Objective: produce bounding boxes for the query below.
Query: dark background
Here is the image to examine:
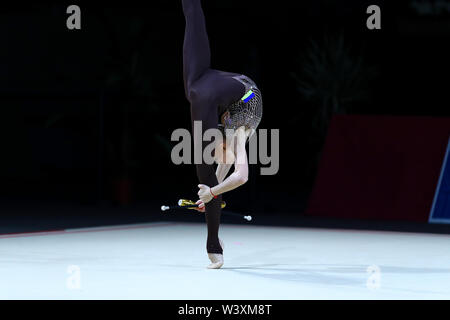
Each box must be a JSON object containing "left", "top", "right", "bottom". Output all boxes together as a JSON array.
[{"left": 0, "top": 0, "right": 449, "bottom": 232}]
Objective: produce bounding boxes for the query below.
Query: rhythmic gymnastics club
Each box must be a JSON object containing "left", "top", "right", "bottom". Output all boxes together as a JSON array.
[{"left": 161, "top": 199, "right": 252, "bottom": 222}]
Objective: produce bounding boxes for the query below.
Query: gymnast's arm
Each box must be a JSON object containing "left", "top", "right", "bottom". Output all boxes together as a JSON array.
[
  {"left": 210, "top": 127, "right": 248, "bottom": 195},
  {"left": 215, "top": 163, "right": 233, "bottom": 183},
  {"left": 193, "top": 155, "right": 232, "bottom": 211},
  {"left": 197, "top": 127, "right": 248, "bottom": 206}
]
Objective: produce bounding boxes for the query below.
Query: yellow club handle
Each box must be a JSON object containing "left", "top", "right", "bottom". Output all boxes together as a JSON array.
[{"left": 178, "top": 199, "right": 226, "bottom": 209}]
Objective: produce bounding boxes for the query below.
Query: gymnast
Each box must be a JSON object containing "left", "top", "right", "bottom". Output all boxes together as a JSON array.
[{"left": 182, "top": 0, "right": 263, "bottom": 269}]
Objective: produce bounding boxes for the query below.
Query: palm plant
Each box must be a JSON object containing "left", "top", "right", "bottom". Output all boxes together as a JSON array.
[
  {"left": 289, "top": 32, "right": 379, "bottom": 183},
  {"left": 290, "top": 33, "right": 379, "bottom": 136}
]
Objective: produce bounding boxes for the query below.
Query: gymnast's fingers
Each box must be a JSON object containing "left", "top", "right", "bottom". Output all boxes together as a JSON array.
[
  {"left": 193, "top": 200, "right": 205, "bottom": 212},
  {"left": 197, "top": 200, "right": 205, "bottom": 208}
]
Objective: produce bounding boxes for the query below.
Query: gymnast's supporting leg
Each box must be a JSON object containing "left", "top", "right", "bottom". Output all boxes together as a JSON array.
[
  {"left": 182, "top": 0, "right": 224, "bottom": 255},
  {"left": 193, "top": 105, "right": 224, "bottom": 255}
]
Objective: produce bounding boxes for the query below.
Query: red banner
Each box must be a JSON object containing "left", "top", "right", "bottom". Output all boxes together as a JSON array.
[{"left": 306, "top": 115, "right": 450, "bottom": 222}]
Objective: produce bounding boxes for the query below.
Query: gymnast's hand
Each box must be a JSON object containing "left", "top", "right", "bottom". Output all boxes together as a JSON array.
[
  {"left": 198, "top": 184, "right": 214, "bottom": 204},
  {"left": 194, "top": 199, "right": 205, "bottom": 213}
]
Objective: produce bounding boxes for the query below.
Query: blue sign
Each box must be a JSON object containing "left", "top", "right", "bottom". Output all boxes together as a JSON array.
[{"left": 429, "top": 137, "right": 450, "bottom": 224}]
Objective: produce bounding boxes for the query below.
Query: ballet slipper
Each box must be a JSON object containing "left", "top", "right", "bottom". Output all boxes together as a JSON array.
[{"left": 207, "top": 239, "right": 224, "bottom": 269}]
